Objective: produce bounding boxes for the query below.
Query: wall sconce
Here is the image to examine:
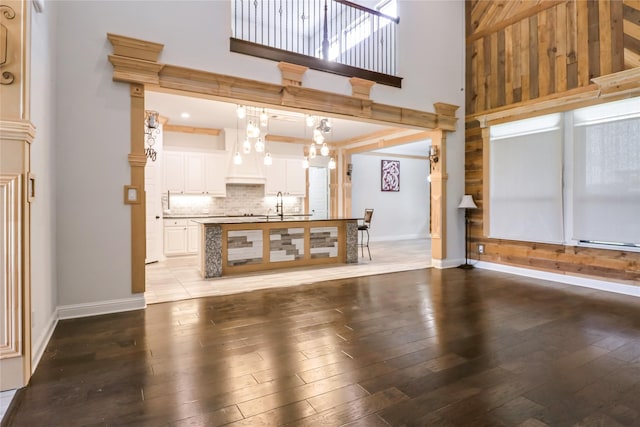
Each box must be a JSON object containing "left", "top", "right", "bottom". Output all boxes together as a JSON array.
[
  {"left": 429, "top": 145, "right": 439, "bottom": 170},
  {"left": 144, "top": 110, "right": 160, "bottom": 162}
]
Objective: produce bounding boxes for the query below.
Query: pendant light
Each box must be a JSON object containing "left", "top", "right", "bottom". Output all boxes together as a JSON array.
[
  {"left": 328, "top": 157, "right": 336, "bottom": 169},
  {"left": 309, "top": 144, "right": 317, "bottom": 159},
  {"left": 302, "top": 156, "right": 309, "bottom": 168},
  {"left": 254, "top": 137, "right": 265, "bottom": 153},
  {"left": 236, "top": 105, "right": 246, "bottom": 119},
  {"left": 263, "top": 152, "right": 273, "bottom": 166},
  {"left": 320, "top": 143, "right": 330, "bottom": 156},
  {"left": 233, "top": 151, "right": 242, "bottom": 165},
  {"left": 260, "top": 109, "right": 269, "bottom": 127},
  {"left": 242, "top": 138, "right": 251, "bottom": 154}
]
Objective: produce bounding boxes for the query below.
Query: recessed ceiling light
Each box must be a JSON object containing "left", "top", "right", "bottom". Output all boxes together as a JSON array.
[{"left": 181, "top": 112, "right": 190, "bottom": 118}]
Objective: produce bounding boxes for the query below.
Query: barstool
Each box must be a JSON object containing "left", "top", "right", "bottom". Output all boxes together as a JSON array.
[{"left": 358, "top": 209, "right": 374, "bottom": 260}]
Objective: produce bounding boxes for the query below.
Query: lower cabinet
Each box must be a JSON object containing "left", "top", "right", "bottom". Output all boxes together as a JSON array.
[{"left": 164, "top": 219, "right": 200, "bottom": 256}]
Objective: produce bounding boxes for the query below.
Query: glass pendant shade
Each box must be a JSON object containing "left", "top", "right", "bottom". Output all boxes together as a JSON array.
[
  {"left": 233, "top": 151, "right": 242, "bottom": 165},
  {"left": 320, "top": 143, "right": 329, "bottom": 156},
  {"left": 260, "top": 110, "right": 268, "bottom": 127},
  {"left": 236, "top": 105, "right": 246, "bottom": 119},
  {"left": 313, "top": 129, "right": 324, "bottom": 144},
  {"left": 242, "top": 138, "right": 251, "bottom": 154},
  {"left": 254, "top": 138, "right": 265, "bottom": 153},
  {"left": 264, "top": 152, "right": 273, "bottom": 165},
  {"left": 309, "top": 144, "right": 317, "bottom": 159},
  {"left": 306, "top": 115, "right": 315, "bottom": 127},
  {"left": 328, "top": 157, "right": 336, "bottom": 169},
  {"left": 302, "top": 157, "right": 309, "bottom": 169},
  {"left": 246, "top": 121, "right": 260, "bottom": 139}
]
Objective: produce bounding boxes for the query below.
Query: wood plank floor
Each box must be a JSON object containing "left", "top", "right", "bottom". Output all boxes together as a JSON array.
[{"left": 6, "top": 268, "right": 640, "bottom": 426}]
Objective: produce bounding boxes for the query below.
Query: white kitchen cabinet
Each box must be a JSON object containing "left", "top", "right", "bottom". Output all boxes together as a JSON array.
[
  {"left": 163, "top": 152, "right": 185, "bottom": 193},
  {"left": 187, "top": 223, "right": 200, "bottom": 254},
  {"left": 265, "top": 157, "right": 306, "bottom": 196},
  {"left": 163, "top": 150, "right": 227, "bottom": 196},
  {"left": 265, "top": 157, "right": 287, "bottom": 195},
  {"left": 164, "top": 219, "right": 188, "bottom": 256},
  {"left": 164, "top": 218, "right": 200, "bottom": 256},
  {"left": 204, "top": 152, "right": 227, "bottom": 196},
  {"left": 285, "top": 159, "right": 306, "bottom": 195},
  {"left": 184, "top": 153, "right": 206, "bottom": 193}
]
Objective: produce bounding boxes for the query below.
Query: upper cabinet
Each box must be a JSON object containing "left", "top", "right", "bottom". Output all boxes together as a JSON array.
[
  {"left": 204, "top": 152, "right": 227, "bottom": 196},
  {"left": 265, "top": 157, "right": 306, "bottom": 196},
  {"left": 163, "top": 151, "right": 185, "bottom": 193},
  {"left": 163, "top": 150, "right": 227, "bottom": 196}
]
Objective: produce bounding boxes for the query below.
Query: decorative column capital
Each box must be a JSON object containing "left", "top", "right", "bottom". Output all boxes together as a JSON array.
[{"left": 278, "top": 62, "right": 308, "bottom": 87}]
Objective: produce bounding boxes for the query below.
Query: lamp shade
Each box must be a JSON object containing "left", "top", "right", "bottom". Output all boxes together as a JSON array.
[{"left": 458, "top": 194, "right": 477, "bottom": 209}]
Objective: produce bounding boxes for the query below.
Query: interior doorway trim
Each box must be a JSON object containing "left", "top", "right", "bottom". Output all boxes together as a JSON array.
[{"left": 106, "top": 33, "right": 459, "bottom": 294}]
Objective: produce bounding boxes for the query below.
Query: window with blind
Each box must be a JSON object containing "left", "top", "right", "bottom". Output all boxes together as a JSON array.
[
  {"left": 488, "top": 97, "right": 640, "bottom": 250},
  {"left": 572, "top": 98, "right": 640, "bottom": 248},
  {"left": 489, "top": 114, "right": 564, "bottom": 244}
]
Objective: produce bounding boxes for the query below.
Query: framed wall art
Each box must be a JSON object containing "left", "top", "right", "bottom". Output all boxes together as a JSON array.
[{"left": 381, "top": 159, "right": 400, "bottom": 192}]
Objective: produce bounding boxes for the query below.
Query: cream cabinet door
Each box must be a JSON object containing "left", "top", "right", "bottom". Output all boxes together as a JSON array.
[
  {"left": 163, "top": 151, "right": 185, "bottom": 193},
  {"left": 285, "top": 159, "right": 306, "bottom": 196},
  {"left": 264, "top": 157, "right": 287, "bottom": 195},
  {"left": 187, "top": 224, "right": 200, "bottom": 254},
  {"left": 184, "top": 153, "right": 206, "bottom": 194},
  {"left": 204, "top": 152, "right": 227, "bottom": 196},
  {"left": 164, "top": 220, "right": 188, "bottom": 256}
]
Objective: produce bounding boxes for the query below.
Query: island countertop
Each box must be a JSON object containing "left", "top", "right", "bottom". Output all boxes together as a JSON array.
[{"left": 191, "top": 216, "right": 359, "bottom": 225}]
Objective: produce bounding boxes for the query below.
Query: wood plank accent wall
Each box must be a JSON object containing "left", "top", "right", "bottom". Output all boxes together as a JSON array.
[
  {"left": 465, "top": 1, "right": 640, "bottom": 284},
  {"left": 466, "top": 0, "right": 630, "bottom": 115},
  {"left": 464, "top": 121, "right": 640, "bottom": 283},
  {"left": 624, "top": 0, "right": 640, "bottom": 68}
]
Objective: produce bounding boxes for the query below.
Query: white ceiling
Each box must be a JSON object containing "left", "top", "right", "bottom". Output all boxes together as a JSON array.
[{"left": 145, "top": 90, "right": 431, "bottom": 156}]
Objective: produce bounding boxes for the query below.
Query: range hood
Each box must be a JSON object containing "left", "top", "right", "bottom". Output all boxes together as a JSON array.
[{"left": 224, "top": 128, "right": 266, "bottom": 185}]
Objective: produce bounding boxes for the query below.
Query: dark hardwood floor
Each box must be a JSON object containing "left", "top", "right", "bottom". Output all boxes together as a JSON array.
[{"left": 5, "top": 268, "right": 640, "bottom": 426}]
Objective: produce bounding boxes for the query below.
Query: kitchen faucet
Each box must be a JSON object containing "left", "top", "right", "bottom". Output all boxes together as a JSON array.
[{"left": 275, "top": 191, "right": 284, "bottom": 220}]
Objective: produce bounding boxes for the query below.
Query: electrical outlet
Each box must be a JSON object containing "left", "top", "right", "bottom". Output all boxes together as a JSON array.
[{"left": 477, "top": 244, "right": 485, "bottom": 254}]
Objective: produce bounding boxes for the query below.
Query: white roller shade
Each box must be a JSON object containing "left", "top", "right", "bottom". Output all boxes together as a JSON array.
[
  {"left": 572, "top": 110, "right": 640, "bottom": 245},
  {"left": 489, "top": 114, "right": 564, "bottom": 243}
]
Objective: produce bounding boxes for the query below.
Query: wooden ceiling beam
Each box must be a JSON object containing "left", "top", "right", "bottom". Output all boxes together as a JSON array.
[{"left": 163, "top": 124, "right": 221, "bottom": 136}]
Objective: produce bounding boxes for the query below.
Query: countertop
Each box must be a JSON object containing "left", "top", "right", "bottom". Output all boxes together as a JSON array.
[{"left": 191, "top": 216, "right": 359, "bottom": 224}]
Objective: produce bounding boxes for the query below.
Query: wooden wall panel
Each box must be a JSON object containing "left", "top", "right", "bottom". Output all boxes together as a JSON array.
[
  {"left": 464, "top": 120, "right": 640, "bottom": 283},
  {"left": 624, "top": 0, "right": 640, "bottom": 68},
  {"left": 465, "top": 1, "right": 640, "bottom": 284},
  {"left": 466, "top": 0, "right": 628, "bottom": 115}
]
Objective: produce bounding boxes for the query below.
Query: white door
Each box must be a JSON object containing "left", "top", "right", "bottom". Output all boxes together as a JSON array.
[
  {"left": 308, "top": 167, "right": 328, "bottom": 219},
  {"left": 145, "top": 124, "right": 163, "bottom": 263}
]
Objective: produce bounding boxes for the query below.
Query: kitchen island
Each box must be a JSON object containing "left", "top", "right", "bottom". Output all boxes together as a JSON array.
[{"left": 193, "top": 217, "right": 360, "bottom": 278}]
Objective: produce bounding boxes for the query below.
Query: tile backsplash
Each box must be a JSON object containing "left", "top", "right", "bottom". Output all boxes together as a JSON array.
[{"left": 163, "top": 184, "right": 303, "bottom": 216}]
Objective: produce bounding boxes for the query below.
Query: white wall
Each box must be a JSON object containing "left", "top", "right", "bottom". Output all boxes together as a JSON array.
[
  {"left": 351, "top": 154, "right": 429, "bottom": 241},
  {"left": 30, "top": 1, "right": 58, "bottom": 365},
  {"left": 51, "top": 0, "right": 465, "bottom": 308}
]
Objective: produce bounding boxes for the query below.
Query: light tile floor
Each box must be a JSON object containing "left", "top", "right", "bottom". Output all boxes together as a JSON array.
[
  {"left": 0, "top": 389, "right": 16, "bottom": 423},
  {"left": 145, "top": 238, "right": 432, "bottom": 304}
]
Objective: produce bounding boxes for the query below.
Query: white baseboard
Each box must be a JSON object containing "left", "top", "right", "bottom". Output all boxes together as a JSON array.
[
  {"left": 57, "top": 295, "right": 146, "bottom": 320},
  {"left": 32, "top": 310, "right": 59, "bottom": 373},
  {"left": 432, "top": 258, "right": 466, "bottom": 269},
  {"left": 475, "top": 261, "right": 640, "bottom": 297}
]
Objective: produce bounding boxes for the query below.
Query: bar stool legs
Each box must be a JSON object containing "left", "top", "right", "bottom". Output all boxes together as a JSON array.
[
  {"left": 358, "top": 208, "right": 374, "bottom": 261},
  {"left": 359, "top": 228, "right": 371, "bottom": 260}
]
